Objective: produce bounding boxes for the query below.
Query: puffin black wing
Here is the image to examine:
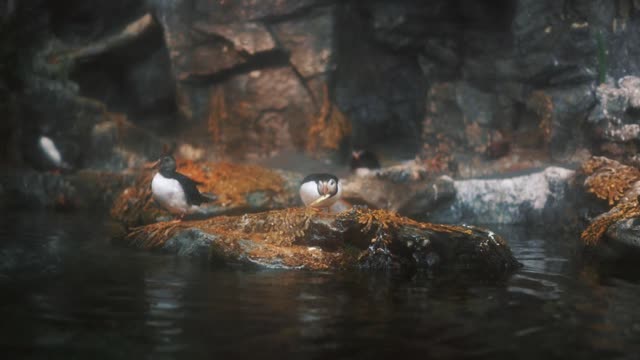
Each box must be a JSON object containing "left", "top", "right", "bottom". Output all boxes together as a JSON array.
[{"left": 172, "top": 172, "right": 216, "bottom": 206}]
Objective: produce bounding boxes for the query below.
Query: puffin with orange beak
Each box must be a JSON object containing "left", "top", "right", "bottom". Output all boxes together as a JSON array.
[
  {"left": 299, "top": 173, "right": 342, "bottom": 211},
  {"left": 150, "top": 155, "right": 217, "bottom": 220}
]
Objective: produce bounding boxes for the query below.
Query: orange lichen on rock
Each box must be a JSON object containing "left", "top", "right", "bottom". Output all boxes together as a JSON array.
[
  {"left": 306, "top": 85, "right": 351, "bottom": 154},
  {"left": 173, "top": 160, "right": 286, "bottom": 206},
  {"left": 127, "top": 219, "right": 188, "bottom": 249},
  {"left": 353, "top": 208, "right": 474, "bottom": 237},
  {"left": 127, "top": 207, "right": 354, "bottom": 270},
  {"left": 527, "top": 90, "right": 554, "bottom": 146},
  {"left": 356, "top": 208, "right": 416, "bottom": 234},
  {"left": 580, "top": 156, "right": 622, "bottom": 176},
  {"left": 581, "top": 157, "right": 640, "bottom": 206},
  {"left": 110, "top": 170, "right": 165, "bottom": 226},
  {"left": 581, "top": 199, "right": 640, "bottom": 245},
  {"left": 579, "top": 156, "right": 640, "bottom": 245},
  {"left": 207, "top": 87, "right": 226, "bottom": 146},
  {"left": 121, "top": 207, "right": 518, "bottom": 272}
]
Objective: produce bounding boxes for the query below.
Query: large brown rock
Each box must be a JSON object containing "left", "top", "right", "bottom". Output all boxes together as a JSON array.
[
  {"left": 206, "top": 67, "right": 317, "bottom": 157},
  {"left": 149, "top": 0, "right": 340, "bottom": 159},
  {"left": 340, "top": 160, "right": 456, "bottom": 218},
  {"left": 124, "top": 207, "right": 521, "bottom": 274}
]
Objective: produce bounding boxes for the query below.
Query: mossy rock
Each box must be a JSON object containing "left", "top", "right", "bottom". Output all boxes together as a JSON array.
[{"left": 122, "top": 207, "right": 521, "bottom": 275}]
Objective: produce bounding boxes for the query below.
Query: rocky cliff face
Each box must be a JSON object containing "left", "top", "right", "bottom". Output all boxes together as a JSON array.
[{"left": 4, "top": 0, "right": 640, "bottom": 170}]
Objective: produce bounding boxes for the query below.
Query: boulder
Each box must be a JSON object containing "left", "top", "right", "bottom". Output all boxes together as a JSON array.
[
  {"left": 606, "top": 217, "right": 640, "bottom": 250},
  {"left": 579, "top": 156, "right": 640, "bottom": 247},
  {"left": 123, "top": 207, "right": 521, "bottom": 274},
  {"left": 588, "top": 83, "right": 630, "bottom": 125},
  {"left": 341, "top": 161, "right": 456, "bottom": 218},
  {"left": 149, "top": 0, "right": 340, "bottom": 159},
  {"left": 428, "top": 166, "right": 576, "bottom": 225},
  {"left": 619, "top": 76, "right": 640, "bottom": 109}
]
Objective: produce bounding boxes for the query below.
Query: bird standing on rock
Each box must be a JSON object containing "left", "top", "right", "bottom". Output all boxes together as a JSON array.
[
  {"left": 37, "top": 135, "right": 72, "bottom": 172},
  {"left": 350, "top": 149, "right": 381, "bottom": 175},
  {"left": 151, "top": 155, "right": 216, "bottom": 220},
  {"left": 299, "top": 173, "right": 342, "bottom": 211},
  {"left": 22, "top": 133, "right": 73, "bottom": 172}
]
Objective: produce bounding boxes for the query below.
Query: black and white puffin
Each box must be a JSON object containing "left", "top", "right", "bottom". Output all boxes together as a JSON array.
[
  {"left": 151, "top": 155, "right": 216, "bottom": 219},
  {"left": 23, "top": 133, "right": 73, "bottom": 172},
  {"left": 350, "top": 149, "right": 380, "bottom": 172},
  {"left": 299, "top": 173, "right": 342, "bottom": 210}
]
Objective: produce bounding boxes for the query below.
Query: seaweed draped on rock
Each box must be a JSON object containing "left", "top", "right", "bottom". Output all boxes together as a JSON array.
[{"left": 123, "top": 207, "right": 521, "bottom": 275}]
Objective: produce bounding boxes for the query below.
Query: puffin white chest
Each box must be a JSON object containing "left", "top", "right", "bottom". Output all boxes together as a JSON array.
[
  {"left": 299, "top": 181, "right": 341, "bottom": 208},
  {"left": 38, "top": 136, "right": 62, "bottom": 167},
  {"left": 151, "top": 173, "right": 190, "bottom": 214}
]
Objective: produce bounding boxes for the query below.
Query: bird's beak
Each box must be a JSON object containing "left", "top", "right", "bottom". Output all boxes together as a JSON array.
[
  {"left": 146, "top": 160, "right": 160, "bottom": 169},
  {"left": 309, "top": 194, "right": 331, "bottom": 207}
]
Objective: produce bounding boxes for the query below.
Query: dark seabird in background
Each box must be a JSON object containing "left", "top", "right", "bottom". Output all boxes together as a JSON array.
[
  {"left": 350, "top": 149, "right": 381, "bottom": 172},
  {"left": 23, "top": 133, "right": 73, "bottom": 172}
]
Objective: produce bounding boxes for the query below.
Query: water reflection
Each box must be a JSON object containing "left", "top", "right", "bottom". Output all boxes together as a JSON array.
[{"left": 0, "top": 213, "right": 639, "bottom": 359}]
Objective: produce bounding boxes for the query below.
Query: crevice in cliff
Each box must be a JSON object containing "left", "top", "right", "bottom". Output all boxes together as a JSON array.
[{"left": 180, "top": 49, "right": 291, "bottom": 85}]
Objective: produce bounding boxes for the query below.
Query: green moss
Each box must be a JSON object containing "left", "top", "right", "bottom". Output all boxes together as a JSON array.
[{"left": 595, "top": 30, "right": 608, "bottom": 85}]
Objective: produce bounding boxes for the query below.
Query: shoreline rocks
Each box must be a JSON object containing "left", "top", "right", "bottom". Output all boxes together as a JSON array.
[
  {"left": 428, "top": 166, "right": 577, "bottom": 225},
  {"left": 123, "top": 207, "right": 521, "bottom": 275}
]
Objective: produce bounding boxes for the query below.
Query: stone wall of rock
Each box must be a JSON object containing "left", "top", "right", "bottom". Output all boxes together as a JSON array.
[{"left": 5, "top": 0, "right": 640, "bottom": 169}]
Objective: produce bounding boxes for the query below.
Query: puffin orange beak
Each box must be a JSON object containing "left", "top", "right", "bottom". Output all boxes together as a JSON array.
[{"left": 309, "top": 194, "right": 331, "bottom": 207}]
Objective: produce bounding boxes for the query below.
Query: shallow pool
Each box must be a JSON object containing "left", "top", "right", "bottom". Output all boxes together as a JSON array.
[{"left": 0, "top": 212, "right": 638, "bottom": 359}]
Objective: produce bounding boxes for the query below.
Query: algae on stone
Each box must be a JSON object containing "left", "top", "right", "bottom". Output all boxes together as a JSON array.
[{"left": 123, "top": 207, "right": 520, "bottom": 274}]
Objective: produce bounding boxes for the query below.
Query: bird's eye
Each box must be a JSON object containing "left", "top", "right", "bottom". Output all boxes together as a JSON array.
[{"left": 329, "top": 179, "right": 335, "bottom": 186}]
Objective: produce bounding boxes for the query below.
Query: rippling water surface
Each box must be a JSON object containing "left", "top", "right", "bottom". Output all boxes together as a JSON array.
[{"left": 1, "top": 212, "right": 639, "bottom": 359}]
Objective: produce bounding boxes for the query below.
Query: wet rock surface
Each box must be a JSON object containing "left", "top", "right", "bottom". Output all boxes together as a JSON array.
[
  {"left": 428, "top": 167, "right": 577, "bottom": 225},
  {"left": 589, "top": 78, "right": 640, "bottom": 145},
  {"left": 0, "top": 169, "right": 135, "bottom": 210},
  {"left": 148, "top": 0, "right": 339, "bottom": 158},
  {"left": 123, "top": 207, "right": 521, "bottom": 274},
  {"left": 606, "top": 218, "right": 640, "bottom": 250},
  {"left": 10, "top": 0, "right": 637, "bottom": 166},
  {"left": 579, "top": 156, "right": 640, "bottom": 250},
  {"left": 341, "top": 160, "right": 456, "bottom": 218}
]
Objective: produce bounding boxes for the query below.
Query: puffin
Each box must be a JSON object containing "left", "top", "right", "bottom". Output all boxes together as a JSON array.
[
  {"left": 151, "top": 155, "right": 216, "bottom": 219},
  {"left": 23, "top": 134, "right": 73, "bottom": 172},
  {"left": 350, "top": 149, "right": 381, "bottom": 172},
  {"left": 299, "top": 173, "right": 342, "bottom": 211}
]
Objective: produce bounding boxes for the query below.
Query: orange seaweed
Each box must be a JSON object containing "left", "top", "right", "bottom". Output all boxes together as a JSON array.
[
  {"left": 527, "top": 90, "right": 553, "bottom": 147},
  {"left": 581, "top": 157, "right": 640, "bottom": 206},
  {"left": 110, "top": 161, "right": 291, "bottom": 226},
  {"left": 306, "top": 84, "right": 351, "bottom": 154},
  {"left": 123, "top": 207, "right": 507, "bottom": 270},
  {"left": 581, "top": 199, "right": 640, "bottom": 245}
]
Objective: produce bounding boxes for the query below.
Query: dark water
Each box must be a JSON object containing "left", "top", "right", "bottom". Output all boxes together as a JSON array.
[{"left": 1, "top": 212, "right": 639, "bottom": 359}]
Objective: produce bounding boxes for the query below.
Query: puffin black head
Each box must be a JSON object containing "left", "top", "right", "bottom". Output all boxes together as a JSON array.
[
  {"left": 154, "top": 155, "right": 177, "bottom": 176},
  {"left": 302, "top": 173, "right": 339, "bottom": 197}
]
